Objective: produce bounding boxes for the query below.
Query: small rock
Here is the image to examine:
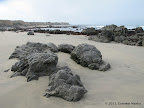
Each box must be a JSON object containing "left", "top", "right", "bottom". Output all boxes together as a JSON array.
[
  {"left": 4, "top": 69, "right": 10, "bottom": 72},
  {"left": 99, "top": 63, "right": 111, "bottom": 71},
  {"left": 27, "top": 31, "right": 34, "bottom": 35}
]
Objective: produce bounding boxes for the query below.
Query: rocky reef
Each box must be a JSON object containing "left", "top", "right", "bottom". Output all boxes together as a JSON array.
[{"left": 88, "top": 25, "right": 144, "bottom": 47}]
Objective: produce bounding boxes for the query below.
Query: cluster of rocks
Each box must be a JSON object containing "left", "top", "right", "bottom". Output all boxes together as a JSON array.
[
  {"left": 33, "top": 29, "right": 83, "bottom": 35},
  {"left": 81, "top": 28, "right": 100, "bottom": 35},
  {"left": 9, "top": 42, "right": 87, "bottom": 101},
  {"left": 9, "top": 42, "right": 111, "bottom": 101},
  {"left": 58, "top": 43, "right": 110, "bottom": 71},
  {"left": 88, "top": 25, "right": 144, "bottom": 46}
]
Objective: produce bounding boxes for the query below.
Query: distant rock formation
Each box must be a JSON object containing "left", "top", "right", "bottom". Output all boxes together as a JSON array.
[
  {"left": 88, "top": 30, "right": 113, "bottom": 43},
  {"left": 81, "top": 28, "right": 100, "bottom": 35},
  {"left": 0, "top": 20, "right": 70, "bottom": 28},
  {"left": 88, "top": 24, "right": 144, "bottom": 47}
]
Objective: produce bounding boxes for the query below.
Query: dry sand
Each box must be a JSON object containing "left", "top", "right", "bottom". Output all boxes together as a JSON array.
[{"left": 0, "top": 31, "right": 144, "bottom": 108}]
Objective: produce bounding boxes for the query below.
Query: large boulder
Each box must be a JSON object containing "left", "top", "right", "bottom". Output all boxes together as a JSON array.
[
  {"left": 9, "top": 42, "right": 58, "bottom": 59},
  {"left": 82, "top": 28, "right": 99, "bottom": 35},
  {"left": 44, "top": 66, "right": 87, "bottom": 101},
  {"left": 11, "top": 51, "right": 58, "bottom": 82},
  {"left": 101, "top": 25, "right": 128, "bottom": 37},
  {"left": 47, "top": 42, "right": 59, "bottom": 52},
  {"left": 58, "top": 44, "right": 75, "bottom": 53},
  {"left": 71, "top": 43, "right": 110, "bottom": 71}
]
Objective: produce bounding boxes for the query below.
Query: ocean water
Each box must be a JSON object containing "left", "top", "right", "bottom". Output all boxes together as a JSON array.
[{"left": 37, "top": 25, "right": 144, "bottom": 32}]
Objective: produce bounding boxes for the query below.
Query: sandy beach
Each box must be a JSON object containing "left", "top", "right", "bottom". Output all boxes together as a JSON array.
[{"left": 0, "top": 31, "right": 144, "bottom": 108}]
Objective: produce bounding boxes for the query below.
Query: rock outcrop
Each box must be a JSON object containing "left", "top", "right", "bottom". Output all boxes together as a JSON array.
[
  {"left": 9, "top": 42, "right": 58, "bottom": 59},
  {"left": 101, "top": 24, "right": 117, "bottom": 31},
  {"left": 58, "top": 44, "right": 75, "bottom": 53},
  {"left": 9, "top": 42, "right": 88, "bottom": 101},
  {"left": 44, "top": 66, "right": 87, "bottom": 101},
  {"left": 10, "top": 52, "right": 58, "bottom": 82},
  {"left": 135, "top": 27, "right": 143, "bottom": 33},
  {"left": 88, "top": 30, "right": 113, "bottom": 43},
  {"left": 71, "top": 43, "right": 110, "bottom": 71},
  {"left": 88, "top": 25, "right": 144, "bottom": 47},
  {"left": 82, "top": 28, "right": 99, "bottom": 35},
  {"left": 114, "top": 36, "right": 126, "bottom": 43}
]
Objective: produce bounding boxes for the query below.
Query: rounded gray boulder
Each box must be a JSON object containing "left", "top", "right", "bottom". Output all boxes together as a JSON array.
[
  {"left": 71, "top": 43, "right": 110, "bottom": 71},
  {"left": 58, "top": 44, "right": 75, "bottom": 53}
]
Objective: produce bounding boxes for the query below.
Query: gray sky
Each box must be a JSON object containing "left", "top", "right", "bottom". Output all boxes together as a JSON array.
[{"left": 0, "top": 0, "right": 144, "bottom": 25}]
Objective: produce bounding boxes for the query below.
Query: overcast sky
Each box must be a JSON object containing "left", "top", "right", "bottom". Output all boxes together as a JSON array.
[{"left": 0, "top": 0, "right": 144, "bottom": 25}]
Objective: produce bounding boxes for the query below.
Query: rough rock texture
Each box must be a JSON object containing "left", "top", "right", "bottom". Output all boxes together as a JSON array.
[
  {"left": 10, "top": 52, "right": 58, "bottom": 82},
  {"left": 27, "top": 31, "right": 34, "bottom": 35},
  {"left": 101, "top": 24, "right": 117, "bottom": 31},
  {"left": 9, "top": 42, "right": 87, "bottom": 101},
  {"left": 135, "top": 27, "right": 143, "bottom": 33},
  {"left": 99, "top": 30, "right": 113, "bottom": 42},
  {"left": 88, "top": 30, "right": 113, "bottom": 43},
  {"left": 9, "top": 42, "right": 58, "bottom": 59},
  {"left": 58, "top": 44, "right": 75, "bottom": 53},
  {"left": 121, "top": 35, "right": 143, "bottom": 46},
  {"left": 82, "top": 28, "right": 99, "bottom": 35},
  {"left": 71, "top": 43, "right": 110, "bottom": 71},
  {"left": 44, "top": 66, "right": 87, "bottom": 101},
  {"left": 142, "top": 40, "right": 144, "bottom": 46},
  {"left": 114, "top": 26, "right": 128, "bottom": 36},
  {"left": 114, "top": 36, "right": 126, "bottom": 43},
  {"left": 47, "top": 42, "right": 59, "bottom": 52},
  {"left": 88, "top": 25, "right": 144, "bottom": 47}
]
